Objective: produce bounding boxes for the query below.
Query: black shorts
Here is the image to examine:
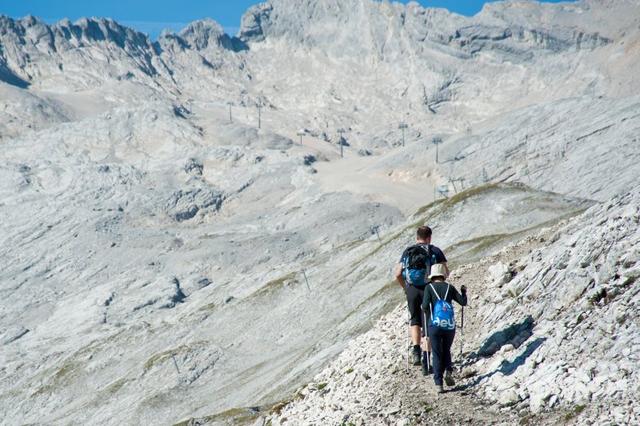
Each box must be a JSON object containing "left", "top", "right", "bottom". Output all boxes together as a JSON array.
[{"left": 406, "top": 284, "right": 426, "bottom": 328}]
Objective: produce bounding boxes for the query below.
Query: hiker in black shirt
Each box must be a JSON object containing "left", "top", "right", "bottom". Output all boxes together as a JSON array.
[
  {"left": 395, "top": 226, "right": 448, "bottom": 367},
  {"left": 422, "top": 263, "right": 467, "bottom": 393}
]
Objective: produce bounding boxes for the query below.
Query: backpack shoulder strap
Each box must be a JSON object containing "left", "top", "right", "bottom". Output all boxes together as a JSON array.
[
  {"left": 401, "top": 246, "right": 412, "bottom": 267},
  {"left": 422, "top": 244, "right": 437, "bottom": 267},
  {"left": 429, "top": 283, "right": 441, "bottom": 300},
  {"left": 429, "top": 244, "right": 438, "bottom": 261},
  {"left": 443, "top": 283, "right": 450, "bottom": 301}
]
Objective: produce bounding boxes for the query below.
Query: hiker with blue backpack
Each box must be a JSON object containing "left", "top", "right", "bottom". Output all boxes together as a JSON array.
[
  {"left": 422, "top": 263, "right": 467, "bottom": 393},
  {"left": 395, "top": 226, "right": 448, "bottom": 373}
]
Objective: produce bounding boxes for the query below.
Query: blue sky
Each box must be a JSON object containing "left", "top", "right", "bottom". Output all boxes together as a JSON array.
[{"left": 0, "top": 1, "right": 571, "bottom": 38}]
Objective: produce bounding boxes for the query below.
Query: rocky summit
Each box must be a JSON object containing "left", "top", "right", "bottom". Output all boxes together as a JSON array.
[{"left": 0, "top": 0, "right": 639, "bottom": 425}]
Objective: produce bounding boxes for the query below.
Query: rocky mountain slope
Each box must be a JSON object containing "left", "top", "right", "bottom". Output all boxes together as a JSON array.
[
  {"left": 1, "top": 0, "right": 639, "bottom": 424},
  {"left": 263, "top": 189, "right": 639, "bottom": 426}
]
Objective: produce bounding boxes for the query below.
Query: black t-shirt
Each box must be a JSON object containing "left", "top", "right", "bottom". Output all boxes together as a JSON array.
[
  {"left": 422, "top": 281, "right": 467, "bottom": 319},
  {"left": 399, "top": 244, "right": 447, "bottom": 266}
]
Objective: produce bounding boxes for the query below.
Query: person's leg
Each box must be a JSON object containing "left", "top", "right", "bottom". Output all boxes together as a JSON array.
[
  {"left": 443, "top": 329, "right": 456, "bottom": 371},
  {"left": 406, "top": 286, "right": 422, "bottom": 364},
  {"left": 443, "top": 329, "right": 456, "bottom": 386},
  {"left": 410, "top": 286, "right": 425, "bottom": 345},
  {"left": 410, "top": 325, "right": 421, "bottom": 346},
  {"left": 429, "top": 326, "right": 444, "bottom": 386}
]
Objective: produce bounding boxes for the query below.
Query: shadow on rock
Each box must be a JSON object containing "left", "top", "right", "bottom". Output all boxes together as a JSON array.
[
  {"left": 498, "top": 337, "right": 546, "bottom": 375},
  {"left": 476, "top": 315, "right": 535, "bottom": 357},
  {"left": 455, "top": 337, "right": 546, "bottom": 392}
]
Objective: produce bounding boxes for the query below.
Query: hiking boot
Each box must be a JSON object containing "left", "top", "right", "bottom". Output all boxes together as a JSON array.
[
  {"left": 444, "top": 370, "right": 456, "bottom": 387},
  {"left": 435, "top": 383, "right": 444, "bottom": 393},
  {"left": 422, "top": 363, "right": 432, "bottom": 376},
  {"left": 411, "top": 348, "right": 421, "bottom": 366},
  {"left": 421, "top": 359, "right": 433, "bottom": 376}
]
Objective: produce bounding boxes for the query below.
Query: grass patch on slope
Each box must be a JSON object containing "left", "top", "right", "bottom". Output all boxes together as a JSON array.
[
  {"left": 31, "top": 360, "right": 84, "bottom": 397},
  {"left": 345, "top": 183, "right": 508, "bottom": 275},
  {"left": 446, "top": 207, "right": 590, "bottom": 268},
  {"left": 250, "top": 272, "right": 298, "bottom": 298},
  {"left": 143, "top": 344, "right": 200, "bottom": 373},
  {"left": 412, "top": 182, "right": 511, "bottom": 217},
  {"left": 173, "top": 404, "right": 277, "bottom": 426}
]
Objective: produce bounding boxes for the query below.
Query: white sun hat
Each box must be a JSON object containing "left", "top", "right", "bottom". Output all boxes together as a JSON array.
[{"left": 428, "top": 263, "right": 447, "bottom": 280}]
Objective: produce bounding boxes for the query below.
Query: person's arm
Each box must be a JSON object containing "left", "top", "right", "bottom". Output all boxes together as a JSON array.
[
  {"left": 421, "top": 286, "right": 432, "bottom": 316},
  {"left": 451, "top": 284, "right": 467, "bottom": 306},
  {"left": 394, "top": 263, "right": 405, "bottom": 289}
]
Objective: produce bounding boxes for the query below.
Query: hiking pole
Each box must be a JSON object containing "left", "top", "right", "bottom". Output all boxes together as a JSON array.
[
  {"left": 406, "top": 310, "right": 410, "bottom": 374},
  {"left": 459, "top": 305, "right": 464, "bottom": 359},
  {"left": 423, "top": 311, "right": 430, "bottom": 374}
]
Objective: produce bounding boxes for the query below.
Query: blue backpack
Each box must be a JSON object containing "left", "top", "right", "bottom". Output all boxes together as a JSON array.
[
  {"left": 402, "top": 244, "right": 437, "bottom": 287},
  {"left": 430, "top": 283, "right": 455, "bottom": 330}
]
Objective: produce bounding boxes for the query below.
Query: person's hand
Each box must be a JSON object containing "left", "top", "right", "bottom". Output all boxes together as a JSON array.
[{"left": 461, "top": 285, "right": 467, "bottom": 294}]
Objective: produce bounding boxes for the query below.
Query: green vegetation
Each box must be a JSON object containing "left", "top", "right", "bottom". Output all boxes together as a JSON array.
[
  {"left": 143, "top": 345, "right": 190, "bottom": 373},
  {"left": 343, "top": 264, "right": 375, "bottom": 281},
  {"left": 52, "top": 361, "right": 80, "bottom": 383},
  {"left": 446, "top": 233, "right": 507, "bottom": 267},
  {"left": 29, "top": 332, "right": 132, "bottom": 398},
  {"left": 341, "top": 184, "right": 524, "bottom": 280},
  {"left": 446, "top": 206, "right": 589, "bottom": 268},
  {"left": 174, "top": 400, "right": 299, "bottom": 426},
  {"left": 198, "top": 301, "right": 217, "bottom": 312},
  {"left": 414, "top": 183, "right": 504, "bottom": 216},
  {"left": 412, "top": 182, "right": 513, "bottom": 218},
  {"left": 173, "top": 407, "right": 255, "bottom": 426},
  {"left": 270, "top": 401, "right": 288, "bottom": 415},
  {"left": 100, "top": 378, "right": 129, "bottom": 397},
  {"left": 588, "top": 288, "right": 607, "bottom": 306},
  {"left": 316, "top": 382, "right": 328, "bottom": 390},
  {"left": 621, "top": 272, "right": 638, "bottom": 287},
  {"left": 31, "top": 360, "right": 84, "bottom": 397},
  {"left": 251, "top": 272, "right": 298, "bottom": 298},
  {"left": 564, "top": 404, "right": 587, "bottom": 422},
  {"left": 365, "top": 184, "right": 519, "bottom": 267},
  {"left": 412, "top": 198, "right": 446, "bottom": 217},
  {"left": 334, "top": 238, "right": 366, "bottom": 251},
  {"left": 518, "top": 413, "right": 534, "bottom": 425}
]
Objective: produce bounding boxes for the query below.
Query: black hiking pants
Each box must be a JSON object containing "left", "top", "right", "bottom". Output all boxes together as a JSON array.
[{"left": 428, "top": 325, "right": 455, "bottom": 386}]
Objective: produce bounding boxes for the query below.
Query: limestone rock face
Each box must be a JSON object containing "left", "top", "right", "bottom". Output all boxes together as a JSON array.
[{"left": 471, "top": 191, "right": 640, "bottom": 416}]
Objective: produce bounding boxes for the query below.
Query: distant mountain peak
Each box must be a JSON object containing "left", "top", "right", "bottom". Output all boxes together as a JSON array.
[{"left": 178, "top": 18, "right": 227, "bottom": 50}]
